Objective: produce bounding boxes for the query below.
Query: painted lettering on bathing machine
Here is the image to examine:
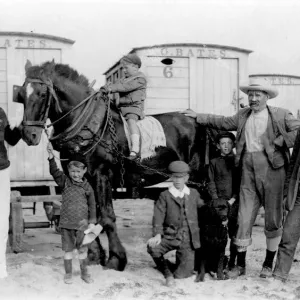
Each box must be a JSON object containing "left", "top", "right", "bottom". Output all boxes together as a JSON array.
[
  {"left": 0, "top": 38, "right": 48, "bottom": 48},
  {"left": 160, "top": 47, "right": 226, "bottom": 58}
]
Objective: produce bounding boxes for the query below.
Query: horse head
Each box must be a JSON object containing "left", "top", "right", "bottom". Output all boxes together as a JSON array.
[{"left": 16, "top": 59, "right": 91, "bottom": 146}]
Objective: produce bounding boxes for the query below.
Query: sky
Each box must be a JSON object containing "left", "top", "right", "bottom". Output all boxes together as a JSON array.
[{"left": 1, "top": 0, "right": 300, "bottom": 87}]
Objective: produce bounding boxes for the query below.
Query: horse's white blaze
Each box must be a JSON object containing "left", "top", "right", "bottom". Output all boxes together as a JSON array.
[{"left": 26, "top": 83, "right": 34, "bottom": 98}]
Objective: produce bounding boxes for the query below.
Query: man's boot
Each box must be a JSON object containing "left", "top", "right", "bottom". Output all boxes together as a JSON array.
[
  {"left": 260, "top": 250, "right": 276, "bottom": 278},
  {"left": 64, "top": 259, "right": 73, "bottom": 284},
  {"left": 225, "top": 251, "right": 246, "bottom": 279},
  {"left": 79, "top": 258, "right": 93, "bottom": 284}
]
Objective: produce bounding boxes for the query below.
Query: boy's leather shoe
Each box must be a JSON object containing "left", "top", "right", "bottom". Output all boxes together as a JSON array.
[
  {"left": 165, "top": 275, "right": 176, "bottom": 287},
  {"left": 64, "top": 273, "right": 73, "bottom": 284}
]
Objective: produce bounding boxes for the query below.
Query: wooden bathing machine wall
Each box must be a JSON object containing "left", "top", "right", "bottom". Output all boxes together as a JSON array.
[
  {"left": 0, "top": 32, "right": 74, "bottom": 249},
  {"left": 103, "top": 43, "right": 252, "bottom": 117},
  {"left": 0, "top": 31, "right": 74, "bottom": 185}
]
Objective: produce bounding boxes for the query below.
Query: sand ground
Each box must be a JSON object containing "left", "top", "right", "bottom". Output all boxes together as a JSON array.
[{"left": 2, "top": 199, "right": 300, "bottom": 300}]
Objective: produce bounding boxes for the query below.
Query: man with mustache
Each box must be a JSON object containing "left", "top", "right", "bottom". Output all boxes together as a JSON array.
[{"left": 181, "top": 78, "right": 300, "bottom": 279}]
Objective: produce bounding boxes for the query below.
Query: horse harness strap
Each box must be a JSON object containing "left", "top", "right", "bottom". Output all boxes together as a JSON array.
[
  {"left": 22, "top": 78, "right": 58, "bottom": 128},
  {"left": 99, "top": 106, "right": 205, "bottom": 189},
  {"left": 50, "top": 92, "right": 98, "bottom": 142}
]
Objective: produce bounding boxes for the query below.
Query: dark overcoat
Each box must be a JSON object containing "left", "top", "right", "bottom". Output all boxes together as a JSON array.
[
  {"left": 284, "top": 128, "right": 300, "bottom": 210},
  {"left": 152, "top": 188, "right": 204, "bottom": 249}
]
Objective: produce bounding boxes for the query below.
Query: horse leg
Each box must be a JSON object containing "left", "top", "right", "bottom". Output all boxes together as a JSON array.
[
  {"left": 87, "top": 237, "right": 107, "bottom": 266},
  {"left": 95, "top": 168, "right": 127, "bottom": 271}
]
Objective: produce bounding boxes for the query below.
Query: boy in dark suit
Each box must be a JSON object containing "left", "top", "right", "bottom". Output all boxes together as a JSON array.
[
  {"left": 147, "top": 161, "right": 204, "bottom": 287},
  {"left": 207, "top": 132, "right": 239, "bottom": 271}
]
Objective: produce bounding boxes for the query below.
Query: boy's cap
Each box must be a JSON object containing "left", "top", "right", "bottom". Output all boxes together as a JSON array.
[
  {"left": 215, "top": 132, "right": 236, "bottom": 143},
  {"left": 68, "top": 153, "right": 87, "bottom": 167},
  {"left": 168, "top": 161, "right": 190, "bottom": 177},
  {"left": 121, "top": 53, "right": 142, "bottom": 68}
]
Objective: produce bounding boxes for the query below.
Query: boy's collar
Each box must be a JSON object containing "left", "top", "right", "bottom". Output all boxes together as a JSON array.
[
  {"left": 70, "top": 177, "right": 86, "bottom": 185},
  {"left": 220, "top": 152, "right": 234, "bottom": 158},
  {"left": 169, "top": 185, "right": 190, "bottom": 198}
]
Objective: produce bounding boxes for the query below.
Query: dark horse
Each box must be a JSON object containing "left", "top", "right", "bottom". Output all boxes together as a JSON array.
[{"left": 14, "top": 60, "right": 217, "bottom": 271}]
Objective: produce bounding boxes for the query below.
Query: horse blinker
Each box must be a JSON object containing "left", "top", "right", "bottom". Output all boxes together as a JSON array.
[{"left": 12, "top": 85, "right": 24, "bottom": 104}]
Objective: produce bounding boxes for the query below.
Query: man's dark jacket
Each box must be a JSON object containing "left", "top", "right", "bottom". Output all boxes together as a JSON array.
[{"left": 284, "top": 128, "right": 300, "bottom": 210}]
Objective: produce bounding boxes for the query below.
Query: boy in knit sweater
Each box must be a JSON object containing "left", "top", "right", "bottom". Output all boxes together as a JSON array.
[{"left": 47, "top": 142, "right": 97, "bottom": 284}]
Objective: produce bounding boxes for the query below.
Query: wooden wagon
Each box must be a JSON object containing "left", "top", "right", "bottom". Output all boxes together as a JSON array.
[
  {"left": 0, "top": 31, "right": 74, "bottom": 251},
  {"left": 104, "top": 43, "right": 252, "bottom": 116}
]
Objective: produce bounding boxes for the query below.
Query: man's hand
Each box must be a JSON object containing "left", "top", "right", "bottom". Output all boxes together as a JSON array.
[
  {"left": 147, "top": 234, "right": 161, "bottom": 248},
  {"left": 274, "top": 135, "right": 284, "bottom": 148},
  {"left": 180, "top": 109, "right": 197, "bottom": 119}
]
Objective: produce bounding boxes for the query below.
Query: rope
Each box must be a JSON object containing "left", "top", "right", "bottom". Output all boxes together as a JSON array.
[{"left": 47, "top": 90, "right": 101, "bottom": 128}]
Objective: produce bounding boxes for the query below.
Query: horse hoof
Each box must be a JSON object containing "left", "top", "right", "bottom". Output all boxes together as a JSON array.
[
  {"left": 105, "top": 256, "right": 127, "bottom": 271},
  {"left": 195, "top": 275, "right": 204, "bottom": 282}
]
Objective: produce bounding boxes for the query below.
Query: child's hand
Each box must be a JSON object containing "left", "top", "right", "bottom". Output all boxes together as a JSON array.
[
  {"left": 228, "top": 198, "right": 236, "bottom": 206},
  {"left": 147, "top": 234, "right": 161, "bottom": 248},
  {"left": 47, "top": 142, "right": 54, "bottom": 159},
  {"left": 87, "top": 223, "right": 95, "bottom": 230}
]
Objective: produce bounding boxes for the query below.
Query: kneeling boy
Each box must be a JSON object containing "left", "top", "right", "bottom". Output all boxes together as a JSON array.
[{"left": 147, "top": 161, "right": 204, "bottom": 287}]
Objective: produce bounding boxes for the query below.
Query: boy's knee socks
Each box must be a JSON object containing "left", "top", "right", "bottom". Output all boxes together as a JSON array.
[
  {"left": 64, "top": 259, "right": 72, "bottom": 274},
  {"left": 130, "top": 134, "right": 140, "bottom": 153}
]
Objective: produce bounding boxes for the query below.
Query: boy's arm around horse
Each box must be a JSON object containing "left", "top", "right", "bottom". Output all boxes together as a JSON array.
[{"left": 48, "top": 157, "right": 67, "bottom": 189}]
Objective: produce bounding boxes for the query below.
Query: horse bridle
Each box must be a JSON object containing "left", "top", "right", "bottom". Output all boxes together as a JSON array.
[
  {"left": 22, "top": 78, "right": 62, "bottom": 129},
  {"left": 22, "top": 76, "right": 112, "bottom": 154}
]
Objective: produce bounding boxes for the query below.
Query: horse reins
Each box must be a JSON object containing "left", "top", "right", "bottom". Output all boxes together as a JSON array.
[
  {"left": 22, "top": 78, "right": 60, "bottom": 128},
  {"left": 23, "top": 77, "right": 206, "bottom": 188}
]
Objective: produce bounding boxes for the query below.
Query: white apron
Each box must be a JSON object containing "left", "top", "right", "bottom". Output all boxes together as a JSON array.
[{"left": 0, "top": 167, "right": 10, "bottom": 278}]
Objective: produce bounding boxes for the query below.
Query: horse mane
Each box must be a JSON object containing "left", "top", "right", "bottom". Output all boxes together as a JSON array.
[{"left": 26, "top": 61, "right": 90, "bottom": 87}]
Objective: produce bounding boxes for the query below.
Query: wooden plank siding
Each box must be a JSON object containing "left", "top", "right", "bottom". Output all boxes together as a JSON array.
[
  {"left": 145, "top": 56, "right": 189, "bottom": 114},
  {"left": 0, "top": 32, "right": 74, "bottom": 183},
  {"left": 0, "top": 48, "right": 7, "bottom": 112},
  {"left": 195, "top": 58, "right": 238, "bottom": 116},
  {"left": 104, "top": 44, "right": 250, "bottom": 116},
  {"left": 8, "top": 49, "right": 62, "bottom": 182}
]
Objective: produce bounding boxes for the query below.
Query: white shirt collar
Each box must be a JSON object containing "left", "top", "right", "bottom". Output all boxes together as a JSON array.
[{"left": 168, "top": 184, "right": 190, "bottom": 198}]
